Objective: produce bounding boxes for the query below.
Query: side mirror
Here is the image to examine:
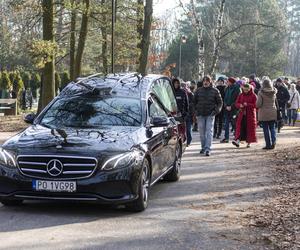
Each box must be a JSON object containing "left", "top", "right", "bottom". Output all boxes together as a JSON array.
[
  {"left": 150, "top": 116, "right": 170, "bottom": 127},
  {"left": 24, "top": 113, "right": 36, "bottom": 124}
]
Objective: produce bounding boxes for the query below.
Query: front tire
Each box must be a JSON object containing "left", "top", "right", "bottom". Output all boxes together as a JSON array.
[
  {"left": 127, "top": 159, "right": 150, "bottom": 212},
  {"left": 164, "top": 143, "right": 182, "bottom": 182}
]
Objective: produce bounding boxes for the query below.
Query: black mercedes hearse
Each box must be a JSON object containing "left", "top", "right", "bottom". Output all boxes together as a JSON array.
[{"left": 0, "top": 73, "right": 184, "bottom": 212}]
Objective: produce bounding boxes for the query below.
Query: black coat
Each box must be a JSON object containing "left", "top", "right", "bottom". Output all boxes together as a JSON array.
[
  {"left": 276, "top": 85, "right": 290, "bottom": 108},
  {"left": 194, "top": 86, "right": 223, "bottom": 117},
  {"left": 186, "top": 91, "right": 194, "bottom": 119},
  {"left": 174, "top": 88, "right": 189, "bottom": 117}
]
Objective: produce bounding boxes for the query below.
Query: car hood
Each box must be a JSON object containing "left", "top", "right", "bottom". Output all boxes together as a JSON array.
[{"left": 2, "top": 125, "right": 145, "bottom": 155}]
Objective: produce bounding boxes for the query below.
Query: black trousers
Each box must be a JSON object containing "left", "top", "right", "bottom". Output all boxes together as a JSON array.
[{"left": 214, "top": 111, "right": 224, "bottom": 137}]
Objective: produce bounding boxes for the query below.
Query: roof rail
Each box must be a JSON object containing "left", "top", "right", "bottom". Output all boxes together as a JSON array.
[
  {"left": 76, "top": 73, "right": 104, "bottom": 84},
  {"left": 109, "top": 72, "right": 141, "bottom": 93}
]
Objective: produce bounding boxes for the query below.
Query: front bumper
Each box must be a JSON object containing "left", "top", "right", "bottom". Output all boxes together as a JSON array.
[{"left": 0, "top": 163, "right": 141, "bottom": 204}]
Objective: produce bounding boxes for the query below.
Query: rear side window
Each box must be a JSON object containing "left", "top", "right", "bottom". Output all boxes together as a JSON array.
[{"left": 151, "top": 79, "right": 177, "bottom": 114}]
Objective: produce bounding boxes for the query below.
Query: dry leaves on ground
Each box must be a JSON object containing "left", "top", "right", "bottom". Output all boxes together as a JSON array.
[{"left": 248, "top": 147, "right": 300, "bottom": 250}]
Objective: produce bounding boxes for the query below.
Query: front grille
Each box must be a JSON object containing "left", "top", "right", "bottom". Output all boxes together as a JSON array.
[{"left": 17, "top": 155, "right": 98, "bottom": 180}]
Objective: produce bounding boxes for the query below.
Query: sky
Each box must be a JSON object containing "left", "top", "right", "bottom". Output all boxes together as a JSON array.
[{"left": 153, "top": 0, "right": 188, "bottom": 17}]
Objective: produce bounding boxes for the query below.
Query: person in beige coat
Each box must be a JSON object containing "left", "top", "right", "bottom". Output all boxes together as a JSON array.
[{"left": 256, "top": 79, "right": 278, "bottom": 150}]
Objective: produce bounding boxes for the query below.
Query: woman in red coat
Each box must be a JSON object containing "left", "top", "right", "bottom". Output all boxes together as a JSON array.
[{"left": 232, "top": 83, "right": 257, "bottom": 148}]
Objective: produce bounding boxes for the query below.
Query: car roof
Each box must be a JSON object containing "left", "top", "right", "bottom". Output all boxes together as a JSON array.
[{"left": 59, "top": 73, "right": 170, "bottom": 99}]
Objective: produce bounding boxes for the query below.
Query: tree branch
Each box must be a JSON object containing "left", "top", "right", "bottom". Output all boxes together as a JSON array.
[{"left": 220, "top": 22, "right": 276, "bottom": 40}]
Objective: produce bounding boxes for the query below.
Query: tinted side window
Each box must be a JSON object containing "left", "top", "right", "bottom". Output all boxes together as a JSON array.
[{"left": 151, "top": 79, "right": 177, "bottom": 113}]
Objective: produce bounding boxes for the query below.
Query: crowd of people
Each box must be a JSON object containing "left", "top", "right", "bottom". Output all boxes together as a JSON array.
[{"left": 172, "top": 75, "right": 300, "bottom": 156}]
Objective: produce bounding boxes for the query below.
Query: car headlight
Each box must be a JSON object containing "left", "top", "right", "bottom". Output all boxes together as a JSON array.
[
  {"left": 102, "top": 151, "right": 140, "bottom": 171},
  {"left": 0, "top": 148, "right": 17, "bottom": 168}
]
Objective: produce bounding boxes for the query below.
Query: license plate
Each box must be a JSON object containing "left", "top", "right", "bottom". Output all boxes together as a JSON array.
[{"left": 33, "top": 180, "right": 77, "bottom": 193}]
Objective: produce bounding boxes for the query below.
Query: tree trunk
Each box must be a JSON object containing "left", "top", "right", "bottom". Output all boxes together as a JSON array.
[
  {"left": 190, "top": 0, "right": 204, "bottom": 80},
  {"left": 100, "top": 0, "right": 108, "bottom": 74},
  {"left": 136, "top": 0, "right": 144, "bottom": 68},
  {"left": 138, "top": 0, "right": 153, "bottom": 76},
  {"left": 74, "top": 0, "right": 90, "bottom": 79},
  {"left": 41, "top": 0, "right": 55, "bottom": 110},
  {"left": 69, "top": 0, "right": 77, "bottom": 80},
  {"left": 209, "top": 0, "right": 226, "bottom": 75},
  {"left": 56, "top": 0, "right": 64, "bottom": 41}
]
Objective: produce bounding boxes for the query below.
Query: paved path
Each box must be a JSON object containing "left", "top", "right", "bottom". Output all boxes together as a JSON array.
[{"left": 0, "top": 127, "right": 299, "bottom": 249}]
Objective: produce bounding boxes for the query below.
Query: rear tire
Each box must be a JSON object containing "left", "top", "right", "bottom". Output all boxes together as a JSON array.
[
  {"left": 0, "top": 199, "right": 23, "bottom": 206},
  {"left": 126, "top": 159, "right": 150, "bottom": 212},
  {"left": 164, "top": 143, "right": 182, "bottom": 182}
]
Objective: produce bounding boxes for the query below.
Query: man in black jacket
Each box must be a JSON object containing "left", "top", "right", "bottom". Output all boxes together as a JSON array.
[
  {"left": 275, "top": 78, "right": 290, "bottom": 129},
  {"left": 172, "top": 78, "right": 189, "bottom": 118},
  {"left": 172, "top": 78, "right": 189, "bottom": 143},
  {"left": 194, "top": 76, "right": 223, "bottom": 156}
]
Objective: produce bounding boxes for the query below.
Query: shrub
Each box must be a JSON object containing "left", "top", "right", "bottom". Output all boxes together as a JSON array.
[
  {"left": 31, "top": 73, "right": 41, "bottom": 99},
  {"left": 13, "top": 71, "right": 24, "bottom": 96},
  {"left": 22, "top": 71, "right": 32, "bottom": 89},
  {"left": 0, "top": 71, "right": 12, "bottom": 90}
]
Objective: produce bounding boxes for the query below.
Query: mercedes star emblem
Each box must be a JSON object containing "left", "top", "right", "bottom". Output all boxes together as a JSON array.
[{"left": 47, "top": 159, "right": 63, "bottom": 177}]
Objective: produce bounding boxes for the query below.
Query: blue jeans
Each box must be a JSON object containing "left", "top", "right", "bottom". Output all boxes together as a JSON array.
[
  {"left": 287, "top": 109, "right": 297, "bottom": 125},
  {"left": 197, "top": 115, "right": 215, "bottom": 152},
  {"left": 186, "top": 117, "right": 193, "bottom": 145},
  {"left": 261, "top": 121, "right": 276, "bottom": 148}
]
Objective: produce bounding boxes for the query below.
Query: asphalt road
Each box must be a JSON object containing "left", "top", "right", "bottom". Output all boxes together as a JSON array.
[{"left": 0, "top": 127, "right": 299, "bottom": 250}]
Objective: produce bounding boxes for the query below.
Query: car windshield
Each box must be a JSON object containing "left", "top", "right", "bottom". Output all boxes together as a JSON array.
[{"left": 39, "top": 96, "right": 142, "bottom": 128}]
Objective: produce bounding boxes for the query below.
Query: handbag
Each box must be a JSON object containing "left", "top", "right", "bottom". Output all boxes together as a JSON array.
[{"left": 287, "top": 93, "right": 295, "bottom": 109}]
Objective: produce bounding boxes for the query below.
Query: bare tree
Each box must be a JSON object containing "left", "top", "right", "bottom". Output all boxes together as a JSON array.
[
  {"left": 209, "top": 0, "right": 226, "bottom": 75},
  {"left": 69, "top": 0, "right": 77, "bottom": 80},
  {"left": 137, "top": 0, "right": 153, "bottom": 76},
  {"left": 74, "top": 0, "right": 90, "bottom": 79}
]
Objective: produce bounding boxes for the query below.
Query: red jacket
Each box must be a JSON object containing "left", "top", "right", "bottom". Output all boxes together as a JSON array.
[{"left": 235, "top": 89, "right": 257, "bottom": 143}]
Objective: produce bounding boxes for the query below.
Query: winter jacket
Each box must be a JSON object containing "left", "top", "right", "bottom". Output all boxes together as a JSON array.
[
  {"left": 174, "top": 88, "right": 189, "bottom": 117},
  {"left": 288, "top": 85, "right": 300, "bottom": 110},
  {"left": 216, "top": 85, "right": 226, "bottom": 101},
  {"left": 194, "top": 86, "right": 223, "bottom": 117},
  {"left": 276, "top": 85, "right": 290, "bottom": 108},
  {"left": 186, "top": 90, "right": 194, "bottom": 119},
  {"left": 256, "top": 87, "right": 278, "bottom": 122},
  {"left": 224, "top": 83, "right": 241, "bottom": 108},
  {"left": 235, "top": 88, "right": 257, "bottom": 143}
]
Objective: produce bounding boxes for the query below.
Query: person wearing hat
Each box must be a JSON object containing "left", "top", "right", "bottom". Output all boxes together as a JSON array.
[
  {"left": 214, "top": 76, "right": 226, "bottom": 139},
  {"left": 221, "top": 77, "right": 241, "bottom": 143},
  {"left": 232, "top": 83, "right": 257, "bottom": 148},
  {"left": 172, "top": 78, "right": 189, "bottom": 142},
  {"left": 275, "top": 77, "right": 290, "bottom": 131},
  {"left": 256, "top": 79, "right": 278, "bottom": 149}
]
